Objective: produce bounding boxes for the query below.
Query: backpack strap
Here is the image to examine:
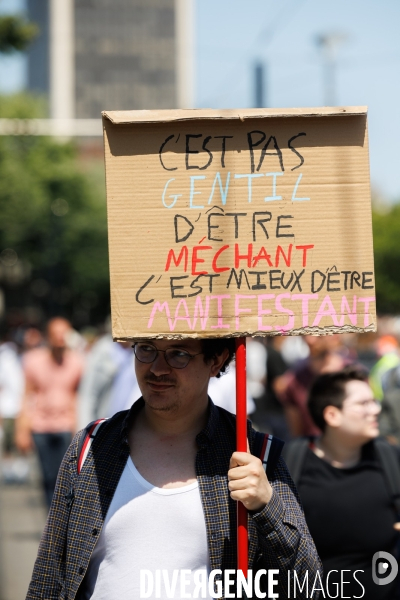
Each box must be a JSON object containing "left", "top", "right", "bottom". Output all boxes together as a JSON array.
[
  {"left": 374, "top": 438, "right": 400, "bottom": 517},
  {"left": 77, "top": 418, "right": 108, "bottom": 474},
  {"left": 282, "top": 438, "right": 310, "bottom": 487},
  {"left": 253, "top": 431, "right": 284, "bottom": 479}
]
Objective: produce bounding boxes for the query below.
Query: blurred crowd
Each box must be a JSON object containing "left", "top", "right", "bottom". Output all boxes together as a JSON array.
[{"left": 0, "top": 316, "right": 400, "bottom": 509}]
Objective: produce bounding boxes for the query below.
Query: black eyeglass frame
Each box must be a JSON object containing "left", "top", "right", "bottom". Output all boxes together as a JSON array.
[{"left": 132, "top": 343, "right": 204, "bottom": 369}]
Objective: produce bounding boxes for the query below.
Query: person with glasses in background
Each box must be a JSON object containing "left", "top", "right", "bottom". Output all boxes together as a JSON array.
[
  {"left": 284, "top": 365, "right": 400, "bottom": 600},
  {"left": 27, "top": 337, "right": 321, "bottom": 600}
]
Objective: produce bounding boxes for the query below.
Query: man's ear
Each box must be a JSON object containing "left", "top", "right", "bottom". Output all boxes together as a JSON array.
[
  {"left": 323, "top": 405, "right": 342, "bottom": 428},
  {"left": 209, "top": 348, "right": 230, "bottom": 377}
]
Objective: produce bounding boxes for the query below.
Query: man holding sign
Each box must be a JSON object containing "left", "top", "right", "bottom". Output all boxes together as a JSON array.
[
  {"left": 27, "top": 336, "right": 321, "bottom": 600},
  {"left": 27, "top": 105, "right": 376, "bottom": 599}
]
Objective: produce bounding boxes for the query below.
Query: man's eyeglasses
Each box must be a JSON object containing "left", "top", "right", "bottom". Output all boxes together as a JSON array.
[
  {"left": 133, "top": 343, "right": 203, "bottom": 369},
  {"left": 345, "top": 398, "right": 380, "bottom": 411}
]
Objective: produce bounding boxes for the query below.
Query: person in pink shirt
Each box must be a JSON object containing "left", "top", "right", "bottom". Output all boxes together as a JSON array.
[{"left": 16, "top": 317, "right": 84, "bottom": 508}]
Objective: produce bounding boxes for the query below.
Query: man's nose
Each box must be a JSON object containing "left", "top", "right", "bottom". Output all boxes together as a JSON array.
[
  {"left": 150, "top": 351, "right": 171, "bottom": 375},
  {"left": 373, "top": 400, "right": 382, "bottom": 415}
]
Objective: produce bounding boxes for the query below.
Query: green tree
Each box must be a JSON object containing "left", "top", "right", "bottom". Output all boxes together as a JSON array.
[
  {"left": 0, "top": 15, "right": 37, "bottom": 53},
  {"left": 0, "top": 94, "right": 109, "bottom": 327},
  {"left": 373, "top": 204, "right": 400, "bottom": 314}
]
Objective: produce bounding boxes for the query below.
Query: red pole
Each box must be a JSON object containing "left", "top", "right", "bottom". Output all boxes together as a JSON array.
[{"left": 235, "top": 337, "right": 248, "bottom": 576}]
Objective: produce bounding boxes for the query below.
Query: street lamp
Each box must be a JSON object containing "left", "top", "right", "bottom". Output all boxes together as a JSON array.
[{"left": 315, "top": 32, "right": 348, "bottom": 106}]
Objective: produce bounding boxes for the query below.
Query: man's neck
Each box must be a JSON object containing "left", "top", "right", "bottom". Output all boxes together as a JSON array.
[
  {"left": 128, "top": 397, "right": 209, "bottom": 488},
  {"left": 315, "top": 431, "right": 362, "bottom": 468},
  {"left": 50, "top": 347, "right": 65, "bottom": 365}
]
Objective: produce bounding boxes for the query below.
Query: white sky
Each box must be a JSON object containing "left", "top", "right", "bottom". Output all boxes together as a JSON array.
[{"left": 1, "top": 0, "right": 400, "bottom": 201}]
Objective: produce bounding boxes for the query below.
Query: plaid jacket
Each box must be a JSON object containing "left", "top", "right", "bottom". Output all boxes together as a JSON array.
[{"left": 26, "top": 398, "right": 322, "bottom": 600}]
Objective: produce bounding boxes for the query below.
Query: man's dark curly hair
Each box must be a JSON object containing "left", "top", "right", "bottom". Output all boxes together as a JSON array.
[
  {"left": 201, "top": 338, "right": 236, "bottom": 378},
  {"left": 308, "top": 364, "right": 369, "bottom": 432}
]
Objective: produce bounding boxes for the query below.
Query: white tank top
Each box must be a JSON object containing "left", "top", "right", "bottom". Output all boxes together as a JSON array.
[{"left": 81, "top": 457, "right": 212, "bottom": 600}]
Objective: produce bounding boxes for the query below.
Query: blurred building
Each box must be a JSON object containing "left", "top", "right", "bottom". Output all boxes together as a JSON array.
[{"left": 27, "top": 0, "right": 193, "bottom": 119}]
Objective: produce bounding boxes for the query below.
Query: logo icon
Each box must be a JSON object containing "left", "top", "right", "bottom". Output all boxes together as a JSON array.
[{"left": 372, "top": 551, "right": 398, "bottom": 586}]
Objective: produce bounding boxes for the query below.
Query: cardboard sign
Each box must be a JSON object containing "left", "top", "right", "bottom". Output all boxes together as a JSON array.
[{"left": 103, "top": 107, "right": 376, "bottom": 340}]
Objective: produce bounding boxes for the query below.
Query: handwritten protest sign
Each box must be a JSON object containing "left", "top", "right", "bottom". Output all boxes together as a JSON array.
[{"left": 102, "top": 107, "right": 376, "bottom": 340}]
